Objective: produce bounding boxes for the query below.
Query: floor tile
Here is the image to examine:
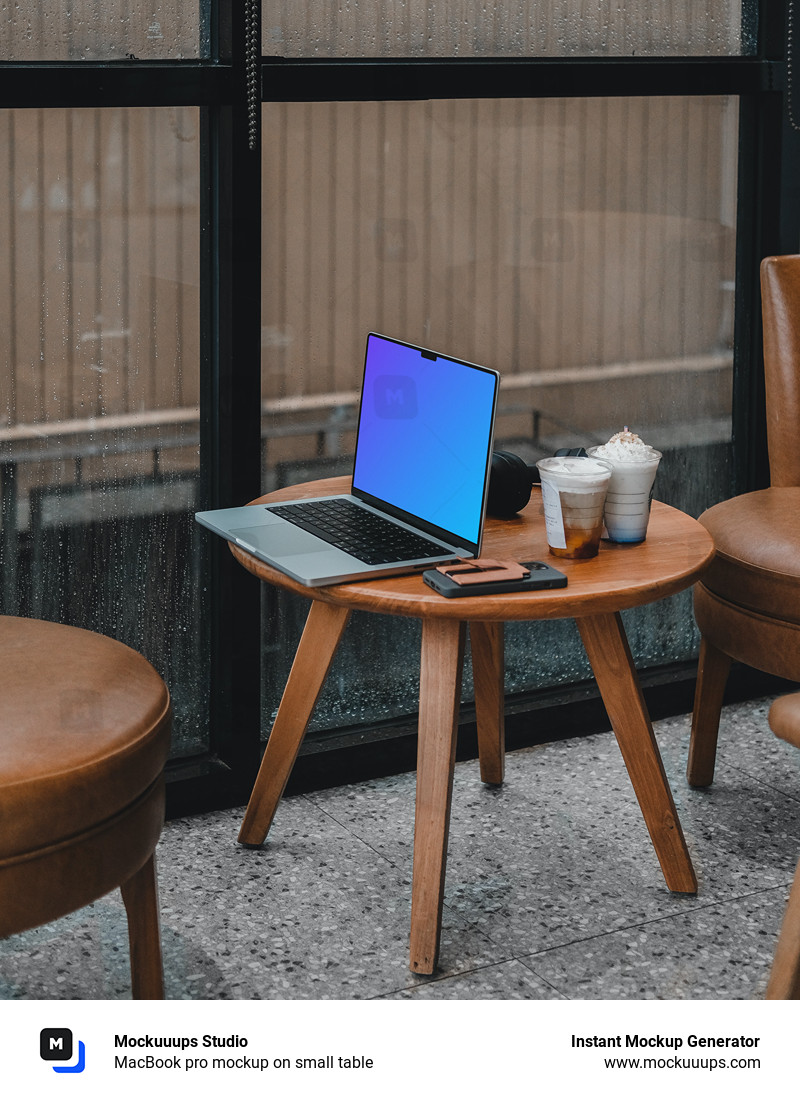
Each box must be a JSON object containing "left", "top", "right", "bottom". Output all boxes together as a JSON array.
[
  {"left": 708, "top": 696, "right": 800, "bottom": 800},
  {"left": 153, "top": 800, "right": 502, "bottom": 999},
  {"left": 310, "top": 719, "right": 800, "bottom": 960},
  {"left": 382, "top": 958, "right": 565, "bottom": 1000},
  {"left": 1, "top": 697, "right": 796, "bottom": 1001},
  {"left": 0, "top": 903, "right": 133, "bottom": 999},
  {"left": 519, "top": 888, "right": 788, "bottom": 1000}
]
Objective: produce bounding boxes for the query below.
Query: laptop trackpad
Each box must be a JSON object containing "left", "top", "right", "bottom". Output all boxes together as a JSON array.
[{"left": 230, "top": 523, "right": 322, "bottom": 557}]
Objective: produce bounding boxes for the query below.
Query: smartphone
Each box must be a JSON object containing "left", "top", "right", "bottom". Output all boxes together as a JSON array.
[{"left": 422, "top": 560, "right": 567, "bottom": 598}]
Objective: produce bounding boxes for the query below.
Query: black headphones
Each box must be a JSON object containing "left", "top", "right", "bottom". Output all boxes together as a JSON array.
[
  {"left": 487, "top": 447, "right": 589, "bottom": 517},
  {"left": 487, "top": 450, "right": 536, "bottom": 517}
]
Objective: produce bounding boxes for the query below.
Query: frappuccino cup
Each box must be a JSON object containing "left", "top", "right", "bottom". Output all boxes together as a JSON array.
[
  {"left": 536, "top": 455, "right": 613, "bottom": 559},
  {"left": 588, "top": 429, "right": 661, "bottom": 543}
]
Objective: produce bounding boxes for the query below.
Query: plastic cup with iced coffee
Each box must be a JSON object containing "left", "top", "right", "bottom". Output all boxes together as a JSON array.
[
  {"left": 588, "top": 428, "right": 662, "bottom": 543},
  {"left": 535, "top": 455, "right": 613, "bottom": 559}
]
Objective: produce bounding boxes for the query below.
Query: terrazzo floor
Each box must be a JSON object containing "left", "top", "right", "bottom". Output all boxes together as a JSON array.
[{"left": 2, "top": 695, "right": 799, "bottom": 1001}]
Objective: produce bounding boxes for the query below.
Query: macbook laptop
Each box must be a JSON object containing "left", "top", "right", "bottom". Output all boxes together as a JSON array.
[{"left": 195, "top": 332, "right": 499, "bottom": 586}]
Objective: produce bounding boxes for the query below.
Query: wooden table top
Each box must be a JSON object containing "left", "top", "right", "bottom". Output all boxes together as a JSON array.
[{"left": 230, "top": 476, "right": 715, "bottom": 622}]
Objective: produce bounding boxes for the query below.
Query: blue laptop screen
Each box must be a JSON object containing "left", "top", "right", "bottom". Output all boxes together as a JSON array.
[{"left": 352, "top": 333, "right": 498, "bottom": 548}]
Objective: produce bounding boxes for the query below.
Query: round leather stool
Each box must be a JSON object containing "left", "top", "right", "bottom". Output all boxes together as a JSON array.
[
  {"left": 688, "top": 255, "right": 800, "bottom": 788},
  {"left": 0, "top": 616, "right": 171, "bottom": 998},
  {"left": 687, "top": 487, "right": 800, "bottom": 786},
  {"left": 697, "top": 488, "right": 800, "bottom": 662}
]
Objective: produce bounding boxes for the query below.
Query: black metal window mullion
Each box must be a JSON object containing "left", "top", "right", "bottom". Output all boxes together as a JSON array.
[
  {"left": 185, "top": 0, "right": 264, "bottom": 813},
  {"left": 260, "top": 55, "right": 773, "bottom": 103}
]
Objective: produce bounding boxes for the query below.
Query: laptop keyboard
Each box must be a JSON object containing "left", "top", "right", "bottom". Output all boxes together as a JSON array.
[{"left": 266, "top": 498, "right": 450, "bottom": 565}]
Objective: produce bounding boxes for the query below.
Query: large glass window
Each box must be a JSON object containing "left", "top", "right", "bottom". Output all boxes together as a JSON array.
[
  {"left": 0, "top": 107, "right": 207, "bottom": 757},
  {"left": 260, "top": 94, "right": 738, "bottom": 733},
  {"left": 1, "top": 0, "right": 795, "bottom": 804}
]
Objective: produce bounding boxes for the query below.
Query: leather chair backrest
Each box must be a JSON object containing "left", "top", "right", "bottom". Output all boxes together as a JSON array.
[{"left": 760, "top": 255, "right": 800, "bottom": 487}]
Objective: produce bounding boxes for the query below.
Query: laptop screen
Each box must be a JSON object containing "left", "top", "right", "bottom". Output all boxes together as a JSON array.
[{"left": 352, "top": 333, "right": 499, "bottom": 550}]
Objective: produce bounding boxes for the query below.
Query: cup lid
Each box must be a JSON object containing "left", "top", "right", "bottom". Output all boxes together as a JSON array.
[{"left": 536, "top": 455, "right": 613, "bottom": 478}]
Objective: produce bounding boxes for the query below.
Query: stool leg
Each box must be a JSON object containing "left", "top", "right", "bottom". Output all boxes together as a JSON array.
[
  {"left": 409, "top": 618, "right": 466, "bottom": 974},
  {"left": 577, "top": 611, "right": 697, "bottom": 894},
  {"left": 470, "top": 621, "right": 505, "bottom": 785},
  {"left": 121, "top": 853, "right": 164, "bottom": 1000},
  {"left": 687, "top": 636, "right": 732, "bottom": 788},
  {"left": 239, "top": 600, "right": 351, "bottom": 846},
  {"left": 767, "top": 855, "right": 800, "bottom": 999}
]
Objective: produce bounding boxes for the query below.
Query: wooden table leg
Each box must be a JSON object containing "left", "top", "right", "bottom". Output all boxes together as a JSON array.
[
  {"left": 409, "top": 618, "right": 467, "bottom": 974},
  {"left": 238, "top": 600, "right": 351, "bottom": 846},
  {"left": 577, "top": 611, "right": 697, "bottom": 894},
  {"left": 470, "top": 621, "right": 505, "bottom": 785}
]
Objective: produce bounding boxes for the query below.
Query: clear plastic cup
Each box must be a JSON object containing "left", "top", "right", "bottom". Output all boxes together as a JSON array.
[
  {"left": 587, "top": 446, "right": 662, "bottom": 543},
  {"left": 536, "top": 456, "right": 613, "bottom": 559}
]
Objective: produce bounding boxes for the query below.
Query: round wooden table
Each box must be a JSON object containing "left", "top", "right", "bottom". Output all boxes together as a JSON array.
[{"left": 232, "top": 476, "right": 715, "bottom": 974}]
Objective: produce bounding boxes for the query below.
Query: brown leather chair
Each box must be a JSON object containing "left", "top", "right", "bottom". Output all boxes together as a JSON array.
[
  {"left": 766, "top": 692, "right": 800, "bottom": 998},
  {"left": 687, "top": 254, "right": 800, "bottom": 787},
  {"left": 0, "top": 616, "right": 171, "bottom": 998}
]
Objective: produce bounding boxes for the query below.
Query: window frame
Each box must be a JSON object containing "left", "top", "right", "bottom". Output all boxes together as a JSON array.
[{"left": 0, "top": 1, "right": 797, "bottom": 814}]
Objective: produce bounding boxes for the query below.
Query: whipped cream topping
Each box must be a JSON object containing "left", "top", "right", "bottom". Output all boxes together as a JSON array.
[{"left": 592, "top": 427, "right": 659, "bottom": 465}]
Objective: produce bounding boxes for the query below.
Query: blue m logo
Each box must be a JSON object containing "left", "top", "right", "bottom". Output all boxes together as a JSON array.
[
  {"left": 40, "top": 1029, "right": 86, "bottom": 1074},
  {"left": 374, "top": 375, "right": 417, "bottom": 418}
]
